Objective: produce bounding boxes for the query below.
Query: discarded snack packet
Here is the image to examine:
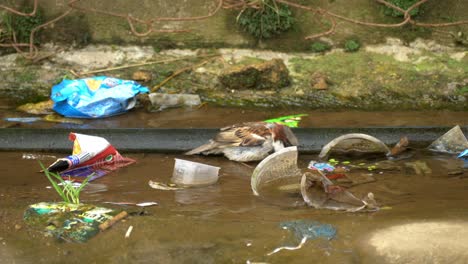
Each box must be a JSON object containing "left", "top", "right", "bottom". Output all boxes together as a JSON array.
[{"left": 46, "top": 133, "right": 135, "bottom": 181}]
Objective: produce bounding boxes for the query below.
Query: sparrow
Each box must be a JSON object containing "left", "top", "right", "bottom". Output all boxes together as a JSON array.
[{"left": 185, "top": 121, "right": 299, "bottom": 162}]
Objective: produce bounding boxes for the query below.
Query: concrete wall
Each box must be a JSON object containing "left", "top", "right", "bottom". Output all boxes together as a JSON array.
[{"left": 4, "top": 0, "right": 468, "bottom": 50}]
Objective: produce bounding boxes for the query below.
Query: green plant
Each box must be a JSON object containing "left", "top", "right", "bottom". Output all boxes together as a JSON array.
[
  {"left": 382, "top": 0, "right": 420, "bottom": 17},
  {"left": 310, "top": 41, "right": 331, "bottom": 53},
  {"left": 236, "top": 0, "right": 294, "bottom": 39},
  {"left": 344, "top": 39, "right": 360, "bottom": 52},
  {"left": 4, "top": 6, "right": 44, "bottom": 43},
  {"left": 40, "top": 162, "right": 92, "bottom": 204}
]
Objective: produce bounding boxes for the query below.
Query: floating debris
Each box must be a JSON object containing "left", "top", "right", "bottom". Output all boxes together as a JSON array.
[
  {"left": 46, "top": 132, "right": 135, "bottom": 182},
  {"left": 300, "top": 170, "right": 379, "bottom": 212},
  {"left": 318, "top": 133, "right": 391, "bottom": 160},
  {"left": 428, "top": 125, "right": 468, "bottom": 154},
  {"left": 251, "top": 146, "right": 301, "bottom": 196},
  {"left": 148, "top": 180, "right": 183, "bottom": 191},
  {"left": 24, "top": 202, "right": 123, "bottom": 243},
  {"left": 264, "top": 114, "right": 307, "bottom": 128}
]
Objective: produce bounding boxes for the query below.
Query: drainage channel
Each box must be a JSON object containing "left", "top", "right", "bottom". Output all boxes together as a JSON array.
[{"left": 0, "top": 126, "right": 464, "bottom": 153}]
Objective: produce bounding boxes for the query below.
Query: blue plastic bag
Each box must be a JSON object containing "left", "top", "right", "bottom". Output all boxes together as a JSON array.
[{"left": 51, "top": 76, "right": 149, "bottom": 118}]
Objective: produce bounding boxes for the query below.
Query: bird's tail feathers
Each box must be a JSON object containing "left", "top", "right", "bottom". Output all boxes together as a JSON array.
[{"left": 185, "top": 141, "right": 220, "bottom": 155}]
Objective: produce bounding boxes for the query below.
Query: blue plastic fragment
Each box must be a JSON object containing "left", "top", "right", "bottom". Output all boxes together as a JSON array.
[
  {"left": 280, "top": 220, "right": 337, "bottom": 241},
  {"left": 308, "top": 162, "right": 335, "bottom": 172},
  {"left": 51, "top": 76, "right": 149, "bottom": 118},
  {"left": 458, "top": 149, "right": 468, "bottom": 159}
]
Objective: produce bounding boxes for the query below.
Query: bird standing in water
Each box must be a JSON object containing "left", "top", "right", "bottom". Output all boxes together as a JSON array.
[{"left": 185, "top": 122, "right": 299, "bottom": 162}]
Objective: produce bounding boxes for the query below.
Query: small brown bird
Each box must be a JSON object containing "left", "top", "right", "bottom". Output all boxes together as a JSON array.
[{"left": 185, "top": 122, "right": 299, "bottom": 162}]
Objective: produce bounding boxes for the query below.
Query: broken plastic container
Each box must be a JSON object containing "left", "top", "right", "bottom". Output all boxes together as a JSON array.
[
  {"left": 171, "top": 159, "right": 220, "bottom": 187},
  {"left": 428, "top": 125, "right": 468, "bottom": 154},
  {"left": 251, "top": 146, "right": 302, "bottom": 196},
  {"left": 318, "top": 133, "right": 391, "bottom": 160}
]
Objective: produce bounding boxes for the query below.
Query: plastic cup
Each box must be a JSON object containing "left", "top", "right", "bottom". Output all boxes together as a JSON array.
[{"left": 171, "top": 158, "right": 220, "bottom": 187}]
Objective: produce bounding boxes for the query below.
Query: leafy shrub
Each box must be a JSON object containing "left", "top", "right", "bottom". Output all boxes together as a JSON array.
[
  {"left": 310, "top": 41, "right": 331, "bottom": 53},
  {"left": 382, "top": 0, "right": 420, "bottom": 17},
  {"left": 344, "top": 39, "right": 360, "bottom": 52},
  {"left": 237, "top": 0, "right": 294, "bottom": 39}
]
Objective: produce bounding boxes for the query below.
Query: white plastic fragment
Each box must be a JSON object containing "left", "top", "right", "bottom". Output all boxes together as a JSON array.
[
  {"left": 266, "top": 237, "right": 308, "bottom": 256},
  {"left": 251, "top": 146, "right": 301, "bottom": 196},
  {"left": 125, "top": 225, "right": 133, "bottom": 238}
]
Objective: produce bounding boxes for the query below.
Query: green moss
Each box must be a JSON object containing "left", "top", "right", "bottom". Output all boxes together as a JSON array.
[
  {"left": 309, "top": 41, "right": 331, "bottom": 53},
  {"left": 236, "top": 0, "right": 294, "bottom": 39},
  {"left": 5, "top": 6, "right": 44, "bottom": 43},
  {"left": 344, "top": 39, "right": 360, "bottom": 52},
  {"left": 381, "top": 0, "right": 421, "bottom": 17}
]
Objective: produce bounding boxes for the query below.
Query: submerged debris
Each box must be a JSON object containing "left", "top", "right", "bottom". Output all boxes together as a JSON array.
[
  {"left": 267, "top": 220, "right": 336, "bottom": 256},
  {"left": 300, "top": 170, "right": 379, "bottom": 212},
  {"left": 24, "top": 202, "right": 123, "bottom": 243}
]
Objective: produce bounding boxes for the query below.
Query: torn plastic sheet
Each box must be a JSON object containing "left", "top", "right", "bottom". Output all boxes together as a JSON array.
[
  {"left": 267, "top": 220, "right": 336, "bottom": 256},
  {"left": 300, "top": 170, "right": 379, "bottom": 212},
  {"left": 51, "top": 76, "right": 149, "bottom": 118},
  {"left": 23, "top": 202, "right": 122, "bottom": 243},
  {"left": 46, "top": 132, "right": 135, "bottom": 182}
]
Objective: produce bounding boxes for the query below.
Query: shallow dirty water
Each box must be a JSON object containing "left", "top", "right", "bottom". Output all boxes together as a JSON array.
[
  {"left": 1, "top": 150, "right": 468, "bottom": 263},
  {"left": 2, "top": 106, "right": 468, "bottom": 129}
]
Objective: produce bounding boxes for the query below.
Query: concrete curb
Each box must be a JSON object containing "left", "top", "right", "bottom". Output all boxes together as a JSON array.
[{"left": 0, "top": 127, "right": 466, "bottom": 153}]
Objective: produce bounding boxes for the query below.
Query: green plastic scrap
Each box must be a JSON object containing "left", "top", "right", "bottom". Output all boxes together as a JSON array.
[{"left": 264, "top": 114, "right": 308, "bottom": 128}]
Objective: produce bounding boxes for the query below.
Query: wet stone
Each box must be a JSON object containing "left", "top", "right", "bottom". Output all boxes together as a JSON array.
[{"left": 218, "top": 58, "right": 290, "bottom": 90}]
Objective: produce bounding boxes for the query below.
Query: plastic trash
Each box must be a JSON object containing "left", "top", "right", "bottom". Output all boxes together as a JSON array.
[
  {"left": 171, "top": 158, "right": 220, "bottom": 187},
  {"left": 458, "top": 149, "right": 468, "bottom": 159},
  {"left": 428, "top": 125, "right": 468, "bottom": 154},
  {"left": 318, "top": 133, "right": 391, "bottom": 160},
  {"left": 300, "top": 170, "right": 379, "bottom": 212},
  {"left": 51, "top": 76, "right": 149, "bottom": 118},
  {"left": 46, "top": 132, "right": 135, "bottom": 182},
  {"left": 148, "top": 93, "right": 201, "bottom": 110},
  {"left": 251, "top": 146, "right": 302, "bottom": 196},
  {"left": 23, "top": 202, "right": 122, "bottom": 243},
  {"left": 148, "top": 180, "right": 183, "bottom": 190},
  {"left": 264, "top": 114, "right": 307, "bottom": 128},
  {"left": 267, "top": 220, "right": 336, "bottom": 256},
  {"left": 308, "top": 161, "right": 335, "bottom": 172}
]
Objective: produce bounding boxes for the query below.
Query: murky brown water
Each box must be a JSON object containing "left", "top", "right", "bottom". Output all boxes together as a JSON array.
[
  {"left": 1, "top": 150, "right": 467, "bottom": 263},
  {"left": 2, "top": 105, "right": 468, "bottom": 128}
]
